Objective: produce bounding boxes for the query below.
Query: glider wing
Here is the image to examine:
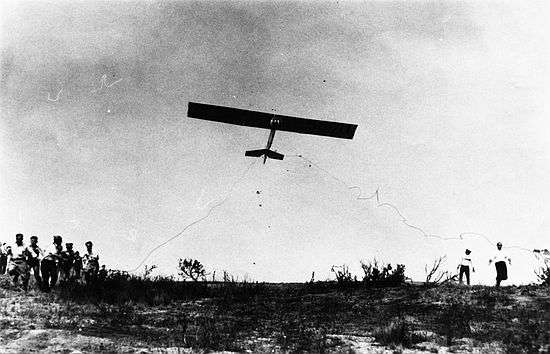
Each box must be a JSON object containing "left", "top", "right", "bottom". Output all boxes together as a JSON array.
[{"left": 188, "top": 102, "right": 357, "bottom": 139}]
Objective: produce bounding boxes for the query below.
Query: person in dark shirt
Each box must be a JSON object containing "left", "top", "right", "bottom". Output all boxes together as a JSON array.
[
  {"left": 41, "top": 235, "right": 63, "bottom": 292},
  {"left": 27, "top": 236, "right": 44, "bottom": 288},
  {"left": 59, "top": 243, "right": 75, "bottom": 283},
  {"left": 73, "top": 251, "right": 82, "bottom": 280}
]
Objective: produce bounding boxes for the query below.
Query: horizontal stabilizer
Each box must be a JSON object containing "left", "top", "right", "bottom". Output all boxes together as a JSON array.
[
  {"left": 245, "top": 149, "right": 284, "bottom": 161},
  {"left": 265, "top": 150, "right": 284, "bottom": 160},
  {"left": 245, "top": 149, "right": 266, "bottom": 157}
]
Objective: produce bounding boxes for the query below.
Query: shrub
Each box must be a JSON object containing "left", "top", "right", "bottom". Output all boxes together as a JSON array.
[
  {"left": 424, "top": 256, "right": 457, "bottom": 286},
  {"left": 57, "top": 270, "right": 210, "bottom": 305},
  {"left": 361, "top": 259, "right": 406, "bottom": 286},
  {"left": 178, "top": 258, "right": 207, "bottom": 282},
  {"left": 143, "top": 264, "right": 157, "bottom": 280},
  {"left": 330, "top": 264, "right": 353, "bottom": 284}
]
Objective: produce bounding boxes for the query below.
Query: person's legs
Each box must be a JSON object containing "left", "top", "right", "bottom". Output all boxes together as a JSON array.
[
  {"left": 33, "top": 264, "right": 42, "bottom": 284},
  {"left": 465, "top": 267, "right": 470, "bottom": 286},
  {"left": 41, "top": 260, "right": 58, "bottom": 291},
  {"left": 495, "top": 261, "right": 507, "bottom": 287},
  {"left": 0, "top": 255, "right": 6, "bottom": 274},
  {"left": 459, "top": 266, "right": 464, "bottom": 284},
  {"left": 50, "top": 265, "right": 58, "bottom": 288},
  {"left": 64, "top": 266, "right": 71, "bottom": 282},
  {"left": 28, "top": 259, "right": 42, "bottom": 288},
  {"left": 8, "top": 263, "right": 19, "bottom": 286},
  {"left": 21, "top": 269, "right": 30, "bottom": 291},
  {"left": 41, "top": 260, "right": 51, "bottom": 291},
  {"left": 12, "top": 274, "right": 19, "bottom": 286}
]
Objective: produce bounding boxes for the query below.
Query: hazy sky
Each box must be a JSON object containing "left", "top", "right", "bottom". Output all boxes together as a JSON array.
[{"left": 1, "top": 1, "right": 549, "bottom": 284}]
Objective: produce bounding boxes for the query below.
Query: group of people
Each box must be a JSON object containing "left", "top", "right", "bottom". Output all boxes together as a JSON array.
[
  {"left": 457, "top": 241, "right": 512, "bottom": 287},
  {"left": 0, "top": 233, "right": 101, "bottom": 291}
]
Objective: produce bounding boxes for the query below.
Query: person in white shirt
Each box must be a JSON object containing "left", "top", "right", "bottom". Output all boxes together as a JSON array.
[
  {"left": 0, "top": 242, "right": 7, "bottom": 275},
  {"left": 489, "top": 242, "right": 511, "bottom": 287},
  {"left": 27, "top": 236, "right": 44, "bottom": 287},
  {"left": 457, "top": 249, "right": 475, "bottom": 285},
  {"left": 82, "top": 241, "right": 100, "bottom": 285},
  {"left": 6, "top": 233, "right": 31, "bottom": 291}
]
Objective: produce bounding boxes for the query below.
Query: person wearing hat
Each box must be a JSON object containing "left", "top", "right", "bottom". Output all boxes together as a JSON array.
[
  {"left": 82, "top": 241, "right": 99, "bottom": 285},
  {"left": 27, "top": 236, "right": 44, "bottom": 287},
  {"left": 40, "top": 235, "right": 63, "bottom": 291},
  {"left": 489, "top": 242, "right": 511, "bottom": 287},
  {"left": 73, "top": 250, "right": 83, "bottom": 280},
  {"left": 59, "top": 243, "right": 75, "bottom": 283},
  {"left": 6, "top": 233, "right": 32, "bottom": 291},
  {"left": 457, "top": 249, "right": 475, "bottom": 285}
]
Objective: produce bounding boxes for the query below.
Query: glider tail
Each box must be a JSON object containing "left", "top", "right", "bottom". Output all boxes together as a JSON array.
[{"left": 245, "top": 149, "right": 284, "bottom": 163}]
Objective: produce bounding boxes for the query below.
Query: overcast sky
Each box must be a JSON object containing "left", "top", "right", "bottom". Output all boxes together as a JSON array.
[{"left": 1, "top": 1, "right": 549, "bottom": 284}]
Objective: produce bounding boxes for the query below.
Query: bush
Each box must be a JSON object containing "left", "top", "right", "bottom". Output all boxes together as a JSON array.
[
  {"left": 361, "top": 259, "right": 406, "bottom": 286},
  {"left": 57, "top": 270, "right": 210, "bottom": 305},
  {"left": 330, "top": 264, "right": 353, "bottom": 284},
  {"left": 178, "top": 258, "right": 207, "bottom": 282},
  {"left": 424, "top": 256, "right": 457, "bottom": 286}
]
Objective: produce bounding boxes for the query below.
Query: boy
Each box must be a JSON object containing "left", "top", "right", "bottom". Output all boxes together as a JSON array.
[{"left": 457, "top": 249, "right": 475, "bottom": 285}]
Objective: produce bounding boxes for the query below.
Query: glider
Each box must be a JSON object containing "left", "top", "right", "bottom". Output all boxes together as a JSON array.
[{"left": 187, "top": 102, "right": 358, "bottom": 163}]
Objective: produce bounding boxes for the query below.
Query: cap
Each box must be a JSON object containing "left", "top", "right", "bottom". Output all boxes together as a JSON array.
[
  {"left": 30, "top": 236, "right": 38, "bottom": 240},
  {"left": 85, "top": 241, "right": 93, "bottom": 247},
  {"left": 497, "top": 242, "right": 502, "bottom": 246},
  {"left": 16, "top": 233, "right": 23, "bottom": 238},
  {"left": 465, "top": 249, "right": 471, "bottom": 254}
]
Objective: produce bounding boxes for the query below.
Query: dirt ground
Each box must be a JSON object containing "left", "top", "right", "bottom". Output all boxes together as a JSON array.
[{"left": 0, "top": 275, "right": 548, "bottom": 353}]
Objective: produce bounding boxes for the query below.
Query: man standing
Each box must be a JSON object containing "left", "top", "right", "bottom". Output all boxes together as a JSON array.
[
  {"left": 41, "top": 235, "right": 63, "bottom": 292},
  {"left": 0, "top": 242, "right": 7, "bottom": 274},
  {"left": 73, "top": 251, "right": 82, "bottom": 280},
  {"left": 457, "top": 249, "right": 475, "bottom": 286},
  {"left": 82, "top": 241, "right": 99, "bottom": 285},
  {"left": 6, "top": 233, "right": 31, "bottom": 291},
  {"left": 27, "top": 236, "right": 44, "bottom": 288},
  {"left": 489, "top": 242, "right": 511, "bottom": 287},
  {"left": 59, "top": 243, "right": 75, "bottom": 283}
]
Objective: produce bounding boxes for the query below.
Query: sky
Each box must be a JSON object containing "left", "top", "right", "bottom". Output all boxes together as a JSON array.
[{"left": 1, "top": 0, "right": 549, "bottom": 284}]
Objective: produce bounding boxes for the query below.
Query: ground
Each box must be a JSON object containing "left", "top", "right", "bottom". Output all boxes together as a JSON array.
[{"left": 0, "top": 274, "right": 548, "bottom": 353}]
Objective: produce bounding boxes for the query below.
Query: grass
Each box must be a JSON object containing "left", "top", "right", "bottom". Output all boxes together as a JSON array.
[
  {"left": 0, "top": 273, "right": 549, "bottom": 352},
  {"left": 372, "top": 319, "right": 428, "bottom": 347}
]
